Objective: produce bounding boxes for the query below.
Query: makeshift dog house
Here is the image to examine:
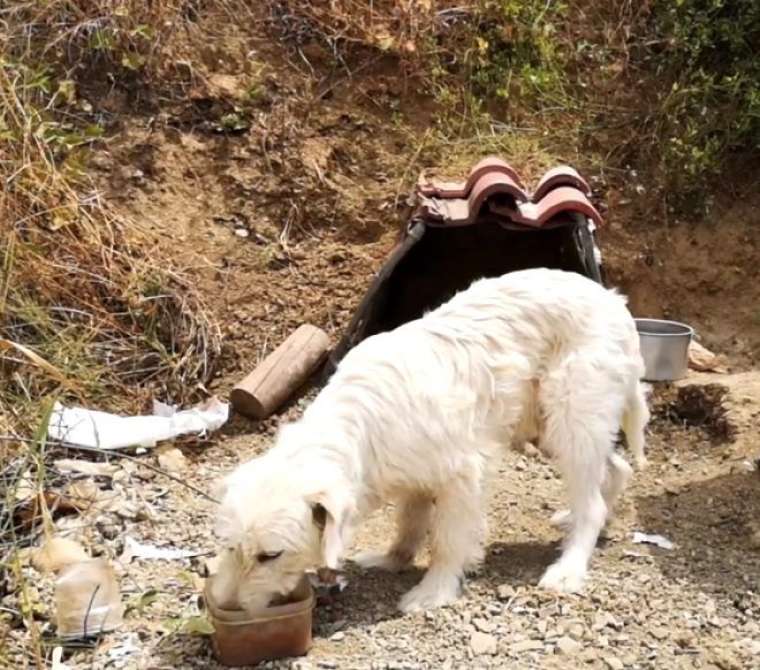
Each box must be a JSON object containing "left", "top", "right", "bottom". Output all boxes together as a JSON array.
[{"left": 325, "top": 157, "right": 605, "bottom": 375}]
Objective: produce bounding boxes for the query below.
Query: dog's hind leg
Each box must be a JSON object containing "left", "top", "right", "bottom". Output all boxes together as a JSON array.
[
  {"left": 398, "top": 466, "right": 483, "bottom": 613},
  {"left": 354, "top": 493, "right": 433, "bottom": 572},
  {"left": 540, "top": 444, "right": 609, "bottom": 594},
  {"left": 550, "top": 450, "right": 633, "bottom": 530},
  {"left": 622, "top": 380, "right": 650, "bottom": 469},
  {"left": 538, "top": 357, "right": 624, "bottom": 594}
]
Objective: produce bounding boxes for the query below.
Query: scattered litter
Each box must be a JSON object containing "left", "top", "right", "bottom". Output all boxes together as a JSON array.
[
  {"left": 121, "top": 536, "right": 203, "bottom": 562},
  {"left": 32, "top": 537, "right": 89, "bottom": 574},
  {"left": 622, "top": 550, "right": 655, "bottom": 560},
  {"left": 105, "top": 633, "right": 142, "bottom": 660},
  {"left": 632, "top": 531, "right": 675, "bottom": 550},
  {"left": 63, "top": 479, "right": 103, "bottom": 510},
  {"left": 54, "top": 459, "right": 119, "bottom": 477},
  {"left": 14, "top": 468, "right": 36, "bottom": 503},
  {"left": 157, "top": 447, "right": 187, "bottom": 473},
  {"left": 47, "top": 396, "right": 229, "bottom": 450},
  {"left": 688, "top": 341, "right": 727, "bottom": 373},
  {"left": 55, "top": 557, "right": 124, "bottom": 639},
  {"left": 51, "top": 647, "right": 72, "bottom": 670}
]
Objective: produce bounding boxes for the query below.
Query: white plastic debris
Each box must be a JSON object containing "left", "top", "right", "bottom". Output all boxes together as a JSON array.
[
  {"left": 632, "top": 531, "right": 675, "bottom": 550},
  {"left": 51, "top": 647, "right": 72, "bottom": 670},
  {"left": 106, "top": 633, "right": 142, "bottom": 661},
  {"left": 121, "top": 536, "right": 203, "bottom": 562},
  {"left": 54, "top": 459, "right": 119, "bottom": 477},
  {"left": 47, "top": 396, "right": 229, "bottom": 450}
]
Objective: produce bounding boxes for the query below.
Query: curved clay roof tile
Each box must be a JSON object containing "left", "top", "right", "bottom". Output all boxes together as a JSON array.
[
  {"left": 417, "top": 156, "right": 526, "bottom": 199},
  {"left": 532, "top": 166, "right": 591, "bottom": 202},
  {"left": 517, "top": 186, "right": 603, "bottom": 228}
]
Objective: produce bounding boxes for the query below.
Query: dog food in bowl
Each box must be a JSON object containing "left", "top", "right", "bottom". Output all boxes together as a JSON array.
[{"left": 203, "top": 575, "right": 314, "bottom": 666}]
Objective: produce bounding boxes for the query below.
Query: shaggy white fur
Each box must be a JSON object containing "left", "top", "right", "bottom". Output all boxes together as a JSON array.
[{"left": 211, "top": 268, "right": 649, "bottom": 614}]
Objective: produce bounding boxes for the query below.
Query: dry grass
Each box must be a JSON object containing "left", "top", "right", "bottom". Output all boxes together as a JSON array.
[
  {"left": 0, "top": 4, "right": 227, "bottom": 441},
  {"left": 0, "top": 6, "right": 232, "bottom": 653},
  {"left": 267, "top": 0, "right": 470, "bottom": 72}
]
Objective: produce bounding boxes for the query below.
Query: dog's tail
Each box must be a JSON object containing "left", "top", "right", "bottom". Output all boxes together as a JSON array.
[{"left": 621, "top": 380, "right": 650, "bottom": 469}]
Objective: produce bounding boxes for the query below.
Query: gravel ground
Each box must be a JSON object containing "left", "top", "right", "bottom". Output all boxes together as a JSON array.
[{"left": 5, "top": 374, "right": 760, "bottom": 670}]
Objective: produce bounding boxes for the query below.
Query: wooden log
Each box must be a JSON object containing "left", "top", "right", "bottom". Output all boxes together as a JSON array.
[{"left": 230, "top": 324, "right": 330, "bottom": 420}]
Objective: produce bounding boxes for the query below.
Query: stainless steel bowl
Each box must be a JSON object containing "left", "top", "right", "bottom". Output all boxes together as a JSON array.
[{"left": 635, "top": 318, "right": 694, "bottom": 382}]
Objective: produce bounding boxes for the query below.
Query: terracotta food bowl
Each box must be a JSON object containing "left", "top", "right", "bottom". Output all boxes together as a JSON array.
[{"left": 203, "top": 576, "right": 314, "bottom": 666}]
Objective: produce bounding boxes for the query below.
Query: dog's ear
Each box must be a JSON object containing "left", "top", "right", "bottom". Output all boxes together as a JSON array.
[{"left": 307, "top": 489, "right": 351, "bottom": 570}]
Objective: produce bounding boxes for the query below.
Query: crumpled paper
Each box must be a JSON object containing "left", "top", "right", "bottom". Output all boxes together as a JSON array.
[{"left": 47, "top": 397, "right": 228, "bottom": 450}]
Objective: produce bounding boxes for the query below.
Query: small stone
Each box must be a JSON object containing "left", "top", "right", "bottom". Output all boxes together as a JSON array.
[
  {"left": 509, "top": 640, "right": 543, "bottom": 654},
  {"left": 497, "top": 584, "right": 515, "bottom": 601},
  {"left": 96, "top": 518, "right": 120, "bottom": 540},
  {"left": 523, "top": 443, "right": 541, "bottom": 458},
  {"left": 473, "top": 618, "right": 495, "bottom": 633},
  {"left": 650, "top": 627, "right": 669, "bottom": 641},
  {"left": 470, "top": 632, "right": 497, "bottom": 656},
  {"left": 329, "top": 631, "right": 345, "bottom": 642},
  {"left": 556, "top": 636, "right": 581, "bottom": 655},
  {"left": 581, "top": 649, "right": 600, "bottom": 663},
  {"left": 708, "top": 648, "right": 741, "bottom": 670},
  {"left": 568, "top": 623, "right": 585, "bottom": 640},
  {"left": 737, "top": 638, "right": 760, "bottom": 655},
  {"left": 603, "top": 657, "right": 624, "bottom": 670},
  {"left": 157, "top": 447, "right": 187, "bottom": 473},
  {"left": 234, "top": 228, "right": 250, "bottom": 238},
  {"left": 593, "top": 612, "right": 620, "bottom": 631}
]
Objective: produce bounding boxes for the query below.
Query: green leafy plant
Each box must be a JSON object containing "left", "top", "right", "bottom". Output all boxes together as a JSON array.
[{"left": 650, "top": 0, "right": 760, "bottom": 208}]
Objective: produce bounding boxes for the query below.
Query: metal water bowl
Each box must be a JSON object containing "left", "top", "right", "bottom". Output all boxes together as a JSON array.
[{"left": 635, "top": 318, "right": 694, "bottom": 382}]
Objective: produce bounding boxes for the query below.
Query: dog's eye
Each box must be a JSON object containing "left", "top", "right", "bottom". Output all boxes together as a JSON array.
[{"left": 256, "top": 550, "right": 283, "bottom": 563}]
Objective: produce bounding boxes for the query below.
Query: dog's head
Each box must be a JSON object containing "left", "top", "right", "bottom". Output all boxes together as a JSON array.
[{"left": 209, "top": 425, "right": 352, "bottom": 612}]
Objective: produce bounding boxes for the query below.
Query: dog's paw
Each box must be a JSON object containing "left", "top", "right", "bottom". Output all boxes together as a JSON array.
[
  {"left": 353, "top": 550, "right": 410, "bottom": 573},
  {"left": 538, "top": 561, "right": 586, "bottom": 594},
  {"left": 398, "top": 576, "right": 461, "bottom": 614}
]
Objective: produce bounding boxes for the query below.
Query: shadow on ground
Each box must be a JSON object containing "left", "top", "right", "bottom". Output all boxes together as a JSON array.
[{"left": 635, "top": 469, "right": 760, "bottom": 604}]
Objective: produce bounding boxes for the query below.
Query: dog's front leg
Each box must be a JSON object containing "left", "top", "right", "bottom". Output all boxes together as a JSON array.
[
  {"left": 355, "top": 493, "right": 433, "bottom": 572},
  {"left": 398, "top": 472, "right": 483, "bottom": 613}
]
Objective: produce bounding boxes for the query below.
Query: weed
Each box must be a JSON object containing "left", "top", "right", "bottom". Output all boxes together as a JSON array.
[
  {"left": 646, "top": 0, "right": 760, "bottom": 209},
  {"left": 1, "top": 6, "right": 223, "bottom": 442}
]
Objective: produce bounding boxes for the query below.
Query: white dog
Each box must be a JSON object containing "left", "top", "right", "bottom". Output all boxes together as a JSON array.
[{"left": 211, "top": 268, "right": 649, "bottom": 614}]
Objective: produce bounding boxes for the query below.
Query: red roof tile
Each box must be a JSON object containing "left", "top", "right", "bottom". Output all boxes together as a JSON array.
[
  {"left": 414, "top": 157, "right": 602, "bottom": 229},
  {"left": 417, "top": 156, "right": 526, "bottom": 198}
]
